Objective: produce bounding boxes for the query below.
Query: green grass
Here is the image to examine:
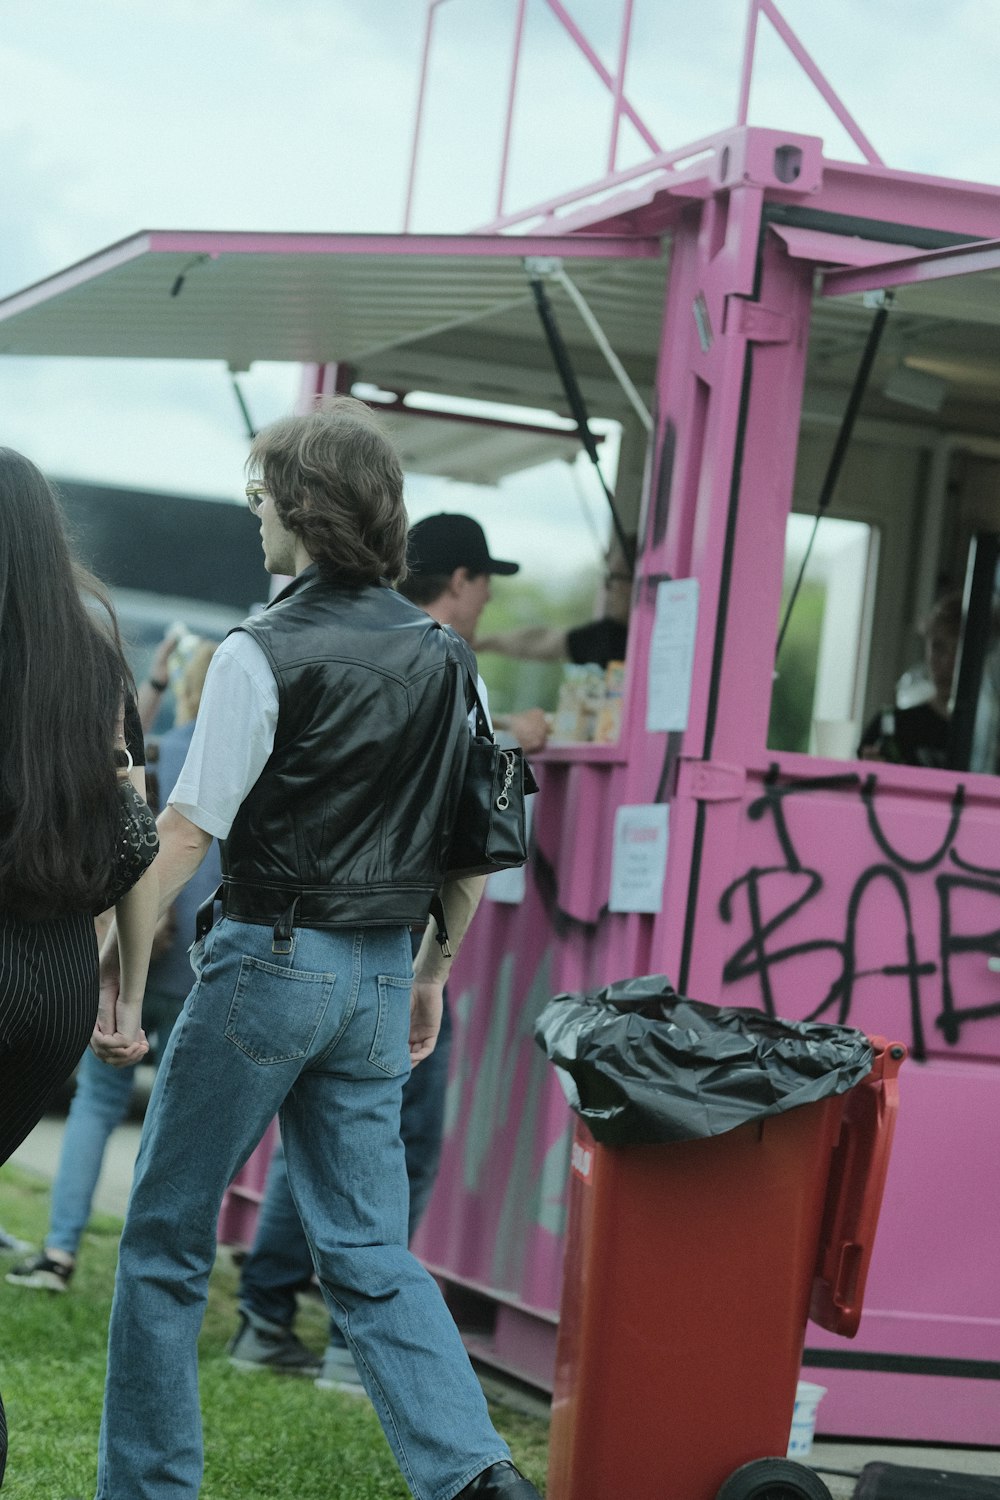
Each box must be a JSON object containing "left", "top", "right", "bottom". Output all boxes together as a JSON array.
[{"left": 0, "top": 1165, "right": 550, "bottom": 1498}]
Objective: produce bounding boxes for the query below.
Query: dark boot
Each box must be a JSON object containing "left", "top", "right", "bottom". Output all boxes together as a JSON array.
[{"left": 457, "top": 1460, "right": 541, "bottom": 1498}]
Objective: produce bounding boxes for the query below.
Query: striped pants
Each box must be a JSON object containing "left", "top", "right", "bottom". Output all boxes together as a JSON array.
[
  {"left": 0, "top": 906, "right": 98, "bottom": 1486},
  {"left": 0, "top": 908, "right": 99, "bottom": 1163}
]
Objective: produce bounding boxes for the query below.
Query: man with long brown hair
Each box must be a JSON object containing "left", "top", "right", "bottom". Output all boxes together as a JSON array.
[{"left": 93, "top": 399, "right": 540, "bottom": 1500}]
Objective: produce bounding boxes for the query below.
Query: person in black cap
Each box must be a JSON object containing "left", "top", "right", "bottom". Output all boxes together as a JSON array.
[
  {"left": 403, "top": 511, "right": 518, "bottom": 641},
  {"left": 401, "top": 513, "right": 550, "bottom": 753}
]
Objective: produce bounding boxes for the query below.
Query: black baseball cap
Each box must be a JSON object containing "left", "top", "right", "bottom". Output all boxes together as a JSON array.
[{"left": 407, "top": 513, "right": 519, "bottom": 577}]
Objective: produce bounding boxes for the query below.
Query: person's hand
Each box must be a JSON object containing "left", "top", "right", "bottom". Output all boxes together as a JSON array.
[
  {"left": 96, "top": 943, "right": 122, "bottom": 1036},
  {"left": 150, "top": 625, "right": 182, "bottom": 684},
  {"left": 91, "top": 946, "right": 149, "bottom": 1066},
  {"left": 91, "top": 1023, "right": 149, "bottom": 1068},
  {"left": 508, "top": 708, "right": 549, "bottom": 754},
  {"left": 409, "top": 977, "right": 444, "bottom": 1065}
]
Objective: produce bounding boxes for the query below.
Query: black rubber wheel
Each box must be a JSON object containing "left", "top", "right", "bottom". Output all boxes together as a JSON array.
[{"left": 715, "top": 1457, "right": 834, "bottom": 1500}]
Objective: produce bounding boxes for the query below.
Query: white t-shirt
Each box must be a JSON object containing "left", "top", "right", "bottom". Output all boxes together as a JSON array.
[
  {"left": 168, "top": 629, "right": 489, "bottom": 841},
  {"left": 168, "top": 633, "right": 278, "bottom": 840}
]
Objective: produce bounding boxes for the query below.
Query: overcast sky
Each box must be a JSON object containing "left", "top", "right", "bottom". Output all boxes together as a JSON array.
[{"left": 1, "top": 0, "right": 998, "bottom": 583}]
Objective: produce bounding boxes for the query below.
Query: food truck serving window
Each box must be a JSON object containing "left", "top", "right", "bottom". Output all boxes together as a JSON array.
[
  {"left": 771, "top": 234, "right": 1000, "bottom": 773},
  {"left": 769, "top": 517, "right": 878, "bottom": 759}
]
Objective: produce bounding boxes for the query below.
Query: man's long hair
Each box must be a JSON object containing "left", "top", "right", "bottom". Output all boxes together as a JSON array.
[
  {"left": 248, "top": 397, "right": 408, "bottom": 584},
  {"left": 0, "top": 448, "right": 135, "bottom": 918}
]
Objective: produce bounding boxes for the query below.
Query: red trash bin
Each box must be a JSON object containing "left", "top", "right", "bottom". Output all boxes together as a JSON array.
[{"left": 547, "top": 1036, "right": 905, "bottom": 1500}]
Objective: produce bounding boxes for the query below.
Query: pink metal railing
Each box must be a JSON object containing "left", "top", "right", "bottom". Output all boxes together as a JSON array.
[
  {"left": 404, "top": 0, "right": 885, "bottom": 234},
  {"left": 736, "top": 0, "right": 883, "bottom": 167}
]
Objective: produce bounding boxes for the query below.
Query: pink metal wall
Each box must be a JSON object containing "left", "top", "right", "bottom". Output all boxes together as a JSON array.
[{"left": 414, "top": 138, "right": 1000, "bottom": 1441}]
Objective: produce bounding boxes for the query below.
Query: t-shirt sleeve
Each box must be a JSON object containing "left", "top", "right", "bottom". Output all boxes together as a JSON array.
[
  {"left": 566, "top": 617, "right": 628, "bottom": 668},
  {"left": 167, "top": 632, "right": 279, "bottom": 841},
  {"left": 123, "top": 695, "right": 146, "bottom": 767}
]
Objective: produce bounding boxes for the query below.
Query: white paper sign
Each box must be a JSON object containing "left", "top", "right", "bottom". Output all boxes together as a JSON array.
[
  {"left": 646, "top": 578, "right": 699, "bottom": 733},
  {"left": 608, "top": 804, "right": 669, "bottom": 913},
  {"left": 485, "top": 795, "right": 534, "bottom": 905}
]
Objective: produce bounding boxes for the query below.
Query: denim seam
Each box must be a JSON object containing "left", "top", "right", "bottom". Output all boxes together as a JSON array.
[
  {"left": 337, "top": 1313, "right": 420, "bottom": 1496},
  {"left": 308, "top": 929, "right": 365, "bottom": 1067},
  {"left": 369, "top": 973, "right": 413, "bottom": 1076}
]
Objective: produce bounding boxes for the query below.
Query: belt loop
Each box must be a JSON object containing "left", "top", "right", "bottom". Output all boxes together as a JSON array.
[
  {"left": 195, "top": 885, "right": 223, "bottom": 942},
  {"left": 272, "top": 897, "right": 300, "bottom": 955}
]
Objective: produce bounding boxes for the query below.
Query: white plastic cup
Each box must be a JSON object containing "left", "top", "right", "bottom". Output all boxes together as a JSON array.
[
  {"left": 812, "top": 718, "right": 858, "bottom": 760},
  {"left": 786, "top": 1380, "right": 827, "bottom": 1457}
]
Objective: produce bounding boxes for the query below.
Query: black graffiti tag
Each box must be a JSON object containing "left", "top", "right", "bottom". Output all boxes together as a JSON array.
[{"left": 719, "top": 768, "right": 1000, "bottom": 1055}]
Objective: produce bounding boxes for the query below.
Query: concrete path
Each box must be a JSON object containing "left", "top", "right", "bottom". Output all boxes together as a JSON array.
[{"left": 8, "top": 1112, "right": 142, "bottom": 1219}]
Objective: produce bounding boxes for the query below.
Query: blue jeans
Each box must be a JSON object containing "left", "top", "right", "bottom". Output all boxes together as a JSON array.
[
  {"left": 96, "top": 918, "right": 508, "bottom": 1500},
  {"left": 47, "top": 992, "right": 181, "bottom": 1257},
  {"left": 239, "top": 985, "right": 452, "bottom": 1333}
]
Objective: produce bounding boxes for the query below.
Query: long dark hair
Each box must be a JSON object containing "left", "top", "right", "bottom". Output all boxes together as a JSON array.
[{"left": 0, "top": 449, "right": 134, "bottom": 918}]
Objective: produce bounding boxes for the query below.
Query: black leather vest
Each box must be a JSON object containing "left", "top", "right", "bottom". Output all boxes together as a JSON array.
[{"left": 220, "top": 566, "right": 472, "bottom": 932}]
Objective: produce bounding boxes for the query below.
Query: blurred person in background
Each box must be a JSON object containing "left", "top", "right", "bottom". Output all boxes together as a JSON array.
[
  {"left": 859, "top": 592, "right": 962, "bottom": 768},
  {"left": 6, "top": 640, "right": 220, "bottom": 1295},
  {"left": 474, "top": 532, "right": 633, "bottom": 672},
  {"left": 0, "top": 448, "right": 158, "bottom": 1484}
]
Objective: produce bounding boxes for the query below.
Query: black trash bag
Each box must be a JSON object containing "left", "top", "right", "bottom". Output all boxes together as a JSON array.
[{"left": 534, "top": 974, "right": 874, "bottom": 1146}]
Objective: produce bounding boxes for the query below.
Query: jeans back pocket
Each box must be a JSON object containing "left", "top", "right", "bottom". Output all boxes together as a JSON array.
[{"left": 225, "top": 957, "right": 336, "bottom": 1066}]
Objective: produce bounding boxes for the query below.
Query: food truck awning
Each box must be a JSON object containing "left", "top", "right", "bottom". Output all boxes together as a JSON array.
[
  {"left": 0, "top": 228, "right": 667, "bottom": 417},
  {"left": 373, "top": 403, "right": 586, "bottom": 484}
]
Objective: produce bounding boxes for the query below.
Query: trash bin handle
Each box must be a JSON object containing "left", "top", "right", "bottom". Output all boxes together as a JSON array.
[{"left": 810, "top": 1035, "right": 907, "bottom": 1337}]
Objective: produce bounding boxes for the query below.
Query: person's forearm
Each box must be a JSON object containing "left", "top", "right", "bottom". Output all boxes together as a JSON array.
[
  {"left": 413, "top": 875, "right": 487, "bottom": 984},
  {"left": 474, "top": 626, "right": 568, "bottom": 662},
  {"left": 136, "top": 680, "right": 165, "bottom": 734},
  {"left": 114, "top": 863, "right": 159, "bottom": 1011},
  {"left": 150, "top": 805, "right": 214, "bottom": 916},
  {"left": 99, "top": 805, "right": 212, "bottom": 974}
]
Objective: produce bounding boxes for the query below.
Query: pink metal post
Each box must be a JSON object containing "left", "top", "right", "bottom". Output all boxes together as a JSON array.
[
  {"left": 541, "top": 0, "right": 661, "bottom": 158},
  {"left": 403, "top": 0, "right": 451, "bottom": 232},
  {"left": 495, "top": 0, "right": 528, "bottom": 222},
  {"left": 607, "top": 0, "right": 637, "bottom": 175}
]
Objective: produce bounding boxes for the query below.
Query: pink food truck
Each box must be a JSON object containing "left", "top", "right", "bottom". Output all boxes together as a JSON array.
[{"left": 1, "top": 0, "right": 997, "bottom": 1448}]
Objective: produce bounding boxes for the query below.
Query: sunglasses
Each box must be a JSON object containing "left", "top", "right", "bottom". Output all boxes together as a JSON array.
[{"left": 245, "top": 483, "right": 270, "bottom": 515}]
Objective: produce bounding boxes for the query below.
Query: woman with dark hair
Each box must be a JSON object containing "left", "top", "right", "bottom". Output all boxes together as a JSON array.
[{"left": 0, "top": 447, "right": 159, "bottom": 1482}]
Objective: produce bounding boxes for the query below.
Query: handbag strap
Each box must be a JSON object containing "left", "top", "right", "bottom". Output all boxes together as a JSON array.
[
  {"left": 433, "top": 622, "right": 494, "bottom": 741},
  {"left": 464, "top": 669, "right": 493, "bottom": 741}
]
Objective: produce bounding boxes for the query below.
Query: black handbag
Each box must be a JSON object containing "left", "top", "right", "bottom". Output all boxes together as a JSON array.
[
  {"left": 427, "top": 635, "right": 538, "bottom": 955},
  {"left": 445, "top": 668, "right": 537, "bottom": 881},
  {"left": 446, "top": 669, "right": 539, "bottom": 876},
  {"left": 97, "top": 764, "right": 160, "bottom": 913}
]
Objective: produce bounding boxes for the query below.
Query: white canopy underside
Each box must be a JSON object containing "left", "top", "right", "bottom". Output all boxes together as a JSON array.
[{"left": 3, "top": 224, "right": 1000, "bottom": 481}]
